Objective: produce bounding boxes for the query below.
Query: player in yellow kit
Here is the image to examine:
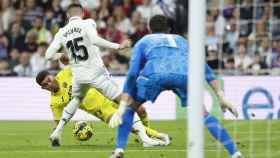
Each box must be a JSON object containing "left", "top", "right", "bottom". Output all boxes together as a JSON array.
[{"left": 36, "top": 66, "right": 170, "bottom": 147}]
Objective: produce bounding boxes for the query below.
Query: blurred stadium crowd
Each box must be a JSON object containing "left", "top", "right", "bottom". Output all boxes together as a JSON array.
[
  {"left": 0, "top": 0, "right": 279, "bottom": 77},
  {"left": 0, "top": 0, "right": 187, "bottom": 76},
  {"left": 206, "top": 0, "right": 280, "bottom": 75}
]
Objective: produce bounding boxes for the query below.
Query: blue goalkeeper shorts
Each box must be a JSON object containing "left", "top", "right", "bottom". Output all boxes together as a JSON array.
[{"left": 133, "top": 74, "right": 187, "bottom": 107}]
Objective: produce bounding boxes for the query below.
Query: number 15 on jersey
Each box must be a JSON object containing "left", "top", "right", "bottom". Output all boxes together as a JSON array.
[{"left": 66, "top": 37, "right": 89, "bottom": 63}]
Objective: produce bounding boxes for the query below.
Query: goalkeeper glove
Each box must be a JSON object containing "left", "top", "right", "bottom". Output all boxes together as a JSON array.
[
  {"left": 216, "top": 91, "right": 239, "bottom": 118},
  {"left": 109, "top": 101, "right": 127, "bottom": 128}
]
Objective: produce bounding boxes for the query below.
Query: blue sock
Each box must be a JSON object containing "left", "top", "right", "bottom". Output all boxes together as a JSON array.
[
  {"left": 116, "top": 107, "right": 135, "bottom": 149},
  {"left": 204, "top": 114, "right": 237, "bottom": 155}
]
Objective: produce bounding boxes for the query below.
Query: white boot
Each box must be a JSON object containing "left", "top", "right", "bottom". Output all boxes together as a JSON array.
[
  {"left": 110, "top": 148, "right": 124, "bottom": 158},
  {"left": 158, "top": 133, "right": 171, "bottom": 146},
  {"left": 49, "top": 128, "right": 62, "bottom": 147},
  {"left": 142, "top": 138, "right": 166, "bottom": 147},
  {"left": 232, "top": 151, "right": 243, "bottom": 158}
]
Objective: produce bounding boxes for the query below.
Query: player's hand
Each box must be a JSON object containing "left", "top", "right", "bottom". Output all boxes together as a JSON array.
[
  {"left": 119, "top": 39, "right": 131, "bottom": 50},
  {"left": 59, "top": 53, "right": 69, "bottom": 65},
  {"left": 217, "top": 91, "right": 239, "bottom": 118},
  {"left": 109, "top": 111, "right": 123, "bottom": 128},
  {"left": 220, "top": 99, "right": 239, "bottom": 118},
  {"left": 109, "top": 100, "right": 128, "bottom": 128}
]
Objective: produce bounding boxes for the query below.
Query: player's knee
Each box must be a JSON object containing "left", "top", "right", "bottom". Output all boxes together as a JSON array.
[
  {"left": 203, "top": 110, "right": 209, "bottom": 117},
  {"left": 113, "top": 95, "right": 121, "bottom": 103},
  {"left": 136, "top": 106, "right": 147, "bottom": 118},
  {"left": 203, "top": 105, "right": 209, "bottom": 117}
]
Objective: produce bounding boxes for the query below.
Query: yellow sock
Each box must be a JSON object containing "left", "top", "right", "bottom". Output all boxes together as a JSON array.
[
  {"left": 140, "top": 115, "right": 150, "bottom": 128},
  {"left": 137, "top": 106, "right": 151, "bottom": 127},
  {"left": 145, "top": 127, "right": 161, "bottom": 139}
]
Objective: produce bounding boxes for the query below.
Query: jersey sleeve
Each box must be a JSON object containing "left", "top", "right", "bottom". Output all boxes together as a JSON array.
[
  {"left": 50, "top": 105, "right": 63, "bottom": 121},
  {"left": 45, "top": 31, "right": 63, "bottom": 60},
  {"left": 85, "top": 19, "right": 120, "bottom": 49},
  {"left": 50, "top": 97, "right": 63, "bottom": 121},
  {"left": 123, "top": 41, "right": 145, "bottom": 95},
  {"left": 205, "top": 64, "right": 217, "bottom": 83},
  {"left": 56, "top": 66, "right": 72, "bottom": 80}
]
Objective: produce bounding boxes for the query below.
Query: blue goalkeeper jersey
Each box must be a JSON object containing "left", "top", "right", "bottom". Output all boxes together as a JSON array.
[{"left": 123, "top": 33, "right": 216, "bottom": 94}]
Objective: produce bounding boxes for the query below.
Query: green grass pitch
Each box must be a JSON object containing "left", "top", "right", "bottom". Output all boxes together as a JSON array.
[{"left": 0, "top": 120, "right": 279, "bottom": 158}]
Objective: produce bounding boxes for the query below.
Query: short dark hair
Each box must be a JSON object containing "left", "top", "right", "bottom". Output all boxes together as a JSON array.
[
  {"left": 227, "top": 57, "right": 235, "bottom": 63},
  {"left": 67, "top": 3, "right": 83, "bottom": 12},
  {"left": 149, "top": 15, "right": 169, "bottom": 33},
  {"left": 36, "top": 70, "right": 50, "bottom": 85}
]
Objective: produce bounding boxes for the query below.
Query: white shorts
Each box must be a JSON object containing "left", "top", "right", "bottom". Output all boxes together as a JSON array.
[{"left": 72, "top": 73, "right": 121, "bottom": 100}]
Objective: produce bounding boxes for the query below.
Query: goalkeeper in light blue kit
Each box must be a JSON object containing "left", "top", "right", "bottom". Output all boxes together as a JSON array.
[{"left": 109, "top": 15, "right": 243, "bottom": 158}]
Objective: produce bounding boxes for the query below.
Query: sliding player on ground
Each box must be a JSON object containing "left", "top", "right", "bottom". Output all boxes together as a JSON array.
[
  {"left": 36, "top": 66, "right": 170, "bottom": 147},
  {"left": 109, "top": 15, "right": 243, "bottom": 158},
  {"left": 45, "top": 3, "right": 131, "bottom": 145}
]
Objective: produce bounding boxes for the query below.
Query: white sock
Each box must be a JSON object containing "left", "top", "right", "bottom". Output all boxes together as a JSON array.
[
  {"left": 115, "top": 148, "right": 124, "bottom": 153},
  {"left": 232, "top": 151, "right": 242, "bottom": 158},
  {"left": 132, "top": 114, "right": 152, "bottom": 143},
  {"left": 55, "top": 97, "right": 80, "bottom": 132}
]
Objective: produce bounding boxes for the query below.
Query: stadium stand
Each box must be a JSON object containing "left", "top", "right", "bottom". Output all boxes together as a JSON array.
[{"left": 0, "top": 0, "right": 279, "bottom": 76}]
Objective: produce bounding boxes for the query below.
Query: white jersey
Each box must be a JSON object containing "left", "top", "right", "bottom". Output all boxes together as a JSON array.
[{"left": 45, "top": 16, "right": 120, "bottom": 83}]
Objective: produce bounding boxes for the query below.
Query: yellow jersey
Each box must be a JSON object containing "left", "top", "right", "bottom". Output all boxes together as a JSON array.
[{"left": 50, "top": 66, "right": 118, "bottom": 123}]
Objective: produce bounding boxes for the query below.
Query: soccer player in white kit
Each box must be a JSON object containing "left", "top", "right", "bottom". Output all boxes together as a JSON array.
[{"left": 45, "top": 4, "right": 131, "bottom": 145}]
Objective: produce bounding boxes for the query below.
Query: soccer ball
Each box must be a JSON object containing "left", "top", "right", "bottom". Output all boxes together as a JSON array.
[{"left": 73, "top": 121, "right": 93, "bottom": 141}]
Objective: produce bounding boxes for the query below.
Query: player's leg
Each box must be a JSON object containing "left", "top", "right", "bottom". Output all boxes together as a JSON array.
[
  {"left": 112, "top": 103, "right": 165, "bottom": 157},
  {"left": 50, "top": 97, "right": 80, "bottom": 140},
  {"left": 133, "top": 75, "right": 169, "bottom": 146},
  {"left": 93, "top": 74, "right": 153, "bottom": 131},
  {"left": 132, "top": 113, "right": 167, "bottom": 147},
  {"left": 173, "top": 74, "right": 242, "bottom": 157},
  {"left": 110, "top": 104, "right": 136, "bottom": 158},
  {"left": 132, "top": 104, "right": 169, "bottom": 144},
  {"left": 88, "top": 73, "right": 137, "bottom": 157},
  {"left": 50, "top": 82, "right": 89, "bottom": 146},
  {"left": 91, "top": 73, "right": 121, "bottom": 101},
  {"left": 88, "top": 74, "right": 134, "bottom": 157},
  {"left": 109, "top": 93, "right": 150, "bottom": 128},
  {"left": 111, "top": 76, "right": 162, "bottom": 158},
  {"left": 136, "top": 105, "right": 150, "bottom": 127},
  {"left": 82, "top": 97, "right": 164, "bottom": 147},
  {"left": 204, "top": 110, "right": 243, "bottom": 157},
  {"left": 116, "top": 75, "right": 161, "bottom": 149},
  {"left": 145, "top": 127, "right": 170, "bottom": 145}
]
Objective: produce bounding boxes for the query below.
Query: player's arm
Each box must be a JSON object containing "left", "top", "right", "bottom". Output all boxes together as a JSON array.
[
  {"left": 50, "top": 99, "right": 63, "bottom": 128},
  {"left": 85, "top": 20, "right": 130, "bottom": 50},
  {"left": 51, "top": 106, "right": 63, "bottom": 125},
  {"left": 109, "top": 42, "right": 145, "bottom": 128},
  {"left": 45, "top": 31, "right": 64, "bottom": 61},
  {"left": 123, "top": 42, "right": 145, "bottom": 97},
  {"left": 205, "top": 64, "right": 238, "bottom": 117}
]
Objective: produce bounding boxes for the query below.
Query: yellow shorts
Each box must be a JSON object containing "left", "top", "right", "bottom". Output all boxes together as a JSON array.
[{"left": 79, "top": 89, "right": 118, "bottom": 123}]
